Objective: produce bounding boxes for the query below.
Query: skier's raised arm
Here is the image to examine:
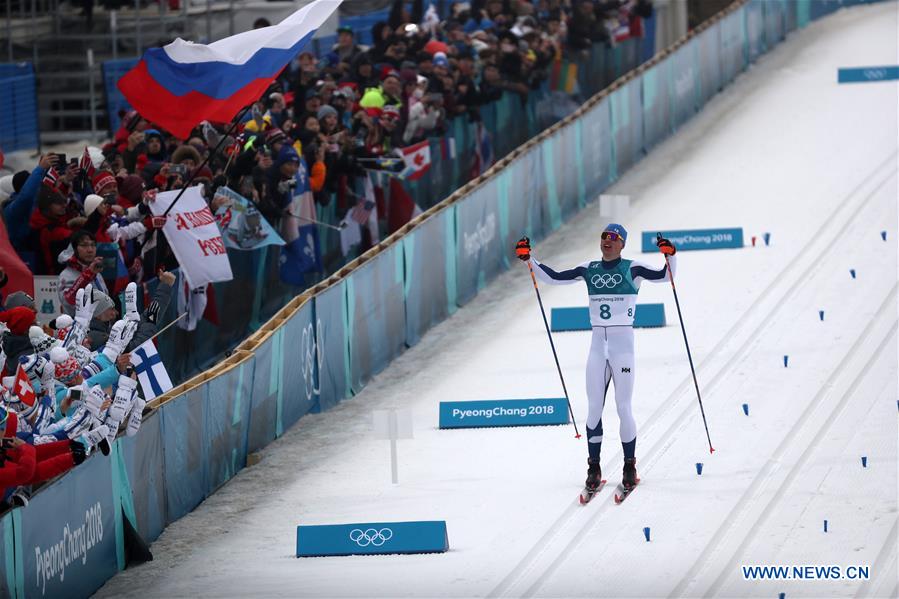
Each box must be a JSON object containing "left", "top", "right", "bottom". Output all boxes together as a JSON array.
[
  {"left": 515, "top": 237, "right": 588, "bottom": 285},
  {"left": 631, "top": 236, "right": 677, "bottom": 285}
]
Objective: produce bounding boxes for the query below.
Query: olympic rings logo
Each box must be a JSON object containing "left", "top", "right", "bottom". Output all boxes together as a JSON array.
[
  {"left": 590, "top": 273, "right": 623, "bottom": 288},
  {"left": 863, "top": 69, "right": 887, "bottom": 80},
  {"left": 349, "top": 528, "right": 394, "bottom": 547}
]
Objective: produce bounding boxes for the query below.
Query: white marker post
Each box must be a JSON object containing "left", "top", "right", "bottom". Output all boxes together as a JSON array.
[
  {"left": 373, "top": 408, "right": 413, "bottom": 484},
  {"left": 599, "top": 194, "right": 631, "bottom": 221}
]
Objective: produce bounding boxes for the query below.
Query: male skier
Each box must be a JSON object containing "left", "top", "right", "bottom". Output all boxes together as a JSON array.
[{"left": 515, "top": 224, "right": 676, "bottom": 493}]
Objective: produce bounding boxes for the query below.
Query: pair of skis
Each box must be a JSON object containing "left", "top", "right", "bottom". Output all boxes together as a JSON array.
[{"left": 579, "top": 478, "right": 640, "bottom": 505}]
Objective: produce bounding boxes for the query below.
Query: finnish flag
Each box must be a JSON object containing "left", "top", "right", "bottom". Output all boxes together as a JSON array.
[{"left": 129, "top": 340, "right": 173, "bottom": 400}]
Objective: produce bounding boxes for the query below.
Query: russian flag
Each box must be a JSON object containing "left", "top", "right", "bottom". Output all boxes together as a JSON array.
[{"left": 117, "top": 0, "right": 341, "bottom": 138}]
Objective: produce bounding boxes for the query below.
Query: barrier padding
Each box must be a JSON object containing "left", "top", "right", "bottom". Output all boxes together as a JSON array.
[
  {"left": 551, "top": 304, "right": 666, "bottom": 331},
  {"left": 439, "top": 398, "right": 570, "bottom": 428},
  {"left": 296, "top": 521, "right": 449, "bottom": 557},
  {"left": 641, "top": 228, "right": 744, "bottom": 252}
]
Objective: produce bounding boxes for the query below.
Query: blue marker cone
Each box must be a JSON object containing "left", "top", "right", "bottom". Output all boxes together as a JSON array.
[
  {"left": 742, "top": 403, "right": 749, "bottom": 416},
  {"left": 783, "top": 355, "right": 789, "bottom": 368},
  {"left": 850, "top": 269, "right": 856, "bottom": 279},
  {"left": 643, "top": 527, "right": 651, "bottom": 542},
  {"left": 696, "top": 462, "right": 703, "bottom": 475},
  {"left": 763, "top": 232, "right": 771, "bottom": 246},
  {"left": 819, "top": 310, "right": 824, "bottom": 321},
  {"left": 861, "top": 456, "right": 867, "bottom": 467},
  {"left": 881, "top": 231, "right": 887, "bottom": 241},
  {"left": 824, "top": 520, "right": 828, "bottom": 533}
]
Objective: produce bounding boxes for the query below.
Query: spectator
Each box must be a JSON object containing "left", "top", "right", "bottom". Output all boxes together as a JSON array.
[
  {"left": 29, "top": 186, "right": 80, "bottom": 276},
  {"left": 57, "top": 230, "right": 108, "bottom": 317}
]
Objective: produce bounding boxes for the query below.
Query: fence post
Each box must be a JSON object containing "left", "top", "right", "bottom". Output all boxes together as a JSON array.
[
  {"left": 111, "top": 10, "right": 118, "bottom": 62},
  {"left": 87, "top": 48, "right": 97, "bottom": 143}
]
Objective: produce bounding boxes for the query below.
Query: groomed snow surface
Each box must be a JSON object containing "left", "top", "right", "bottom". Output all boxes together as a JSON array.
[{"left": 95, "top": 3, "right": 898, "bottom": 598}]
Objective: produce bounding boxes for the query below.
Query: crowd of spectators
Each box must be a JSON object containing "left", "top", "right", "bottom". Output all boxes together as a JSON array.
[{"left": 0, "top": 0, "right": 652, "bottom": 509}]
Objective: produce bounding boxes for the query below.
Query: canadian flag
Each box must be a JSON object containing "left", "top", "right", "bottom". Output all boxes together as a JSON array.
[
  {"left": 14, "top": 364, "right": 36, "bottom": 407},
  {"left": 398, "top": 141, "right": 431, "bottom": 181}
]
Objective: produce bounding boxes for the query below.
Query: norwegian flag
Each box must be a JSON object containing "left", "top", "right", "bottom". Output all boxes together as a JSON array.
[
  {"left": 398, "top": 141, "right": 431, "bottom": 181},
  {"left": 79, "top": 147, "right": 96, "bottom": 178},
  {"left": 42, "top": 166, "right": 59, "bottom": 188},
  {"left": 13, "top": 364, "right": 36, "bottom": 407}
]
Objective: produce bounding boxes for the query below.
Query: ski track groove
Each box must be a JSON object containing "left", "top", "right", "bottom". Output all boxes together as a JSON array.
[
  {"left": 683, "top": 288, "right": 897, "bottom": 597},
  {"left": 487, "top": 155, "right": 897, "bottom": 599},
  {"left": 853, "top": 515, "right": 898, "bottom": 598}
]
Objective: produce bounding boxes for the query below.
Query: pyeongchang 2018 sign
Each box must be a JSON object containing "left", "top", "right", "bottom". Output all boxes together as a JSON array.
[
  {"left": 641, "top": 228, "right": 744, "bottom": 252},
  {"left": 439, "top": 398, "right": 570, "bottom": 429}
]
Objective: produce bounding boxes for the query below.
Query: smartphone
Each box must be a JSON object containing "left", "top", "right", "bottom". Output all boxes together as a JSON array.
[
  {"left": 69, "top": 388, "right": 83, "bottom": 403},
  {"left": 171, "top": 164, "right": 188, "bottom": 177},
  {"left": 1, "top": 438, "right": 14, "bottom": 448},
  {"left": 55, "top": 153, "right": 67, "bottom": 166}
]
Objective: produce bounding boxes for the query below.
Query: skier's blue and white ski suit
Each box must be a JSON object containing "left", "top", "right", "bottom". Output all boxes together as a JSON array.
[{"left": 529, "top": 255, "right": 676, "bottom": 460}]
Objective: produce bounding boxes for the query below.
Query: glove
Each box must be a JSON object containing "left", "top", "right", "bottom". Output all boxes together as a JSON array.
[
  {"left": 107, "top": 375, "right": 138, "bottom": 423},
  {"left": 123, "top": 282, "right": 140, "bottom": 322},
  {"left": 101, "top": 319, "right": 139, "bottom": 362},
  {"left": 125, "top": 397, "right": 147, "bottom": 437},
  {"left": 70, "top": 440, "right": 87, "bottom": 465},
  {"left": 515, "top": 237, "right": 531, "bottom": 261},
  {"left": 74, "top": 284, "right": 98, "bottom": 329},
  {"left": 144, "top": 299, "right": 161, "bottom": 325},
  {"left": 657, "top": 237, "right": 676, "bottom": 256},
  {"left": 84, "top": 384, "right": 108, "bottom": 418}
]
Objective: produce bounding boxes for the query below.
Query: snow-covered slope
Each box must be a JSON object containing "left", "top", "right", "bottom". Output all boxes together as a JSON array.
[{"left": 95, "top": 2, "right": 898, "bottom": 597}]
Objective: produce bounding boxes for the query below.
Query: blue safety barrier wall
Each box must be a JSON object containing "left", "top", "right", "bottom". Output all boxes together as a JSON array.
[
  {"left": 2, "top": 2, "right": 883, "bottom": 597},
  {"left": 0, "top": 63, "right": 39, "bottom": 153}
]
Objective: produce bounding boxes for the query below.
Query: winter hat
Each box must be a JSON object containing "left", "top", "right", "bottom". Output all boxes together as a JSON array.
[
  {"left": 0, "top": 175, "right": 14, "bottom": 196},
  {"left": 92, "top": 170, "right": 117, "bottom": 195},
  {"left": 87, "top": 147, "right": 106, "bottom": 171},
  {"left": 49, "top": 345, "right": 68, "bottom": 365},
  {"left": 92, "top": 291, "right": 115, "bottom": 316},
  {"left": 12, "top": 171, "right": 30, "bottom": 194},
  {"left": 277, "top": 144, "right": 301, "bottom": 166},
  {"left": 602, "top": 223, "right": 628, "bottom": 244},
  {"left": 317, "top": 105, "right": 338, "bottom": 120},
  {"left": 0, "top": 306, "right": 36, "bottom": 335},
  {"left": 83, "top": 194, "right": 105, "bottom": 217},
  {"left": 433, "top": 52, "right": 449, "bottom": 68},
  {"left": 144, "top": 128, "right": 163, "bottom": 143},
  {"left": 53, "top": 349, "right": 81, "bottom": 385},
  {"left": 4, "top": 291, "right": 35, "bottom": 311},
  {"left": 117, "top": 174, "right": 145, "bottom": 205},
  {"left": 171, "top": 144, "right": 202, "bottom": 165},
  {"left": 265, "top": 128, "right": 288, "bottom": 146},
  {"left": 37, "top": 186, "right": 67, "bottom": 214},
  {"left": 29, "top": 325, "right": 57, "bottom": 354}
]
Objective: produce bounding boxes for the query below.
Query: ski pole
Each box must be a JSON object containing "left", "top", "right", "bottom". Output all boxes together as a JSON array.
[
  {"left": 657, "top": 232, "right": 714, "bottom": 454},
  {"left": 525, "top": 260, "right": 582, "bottom": 439}
]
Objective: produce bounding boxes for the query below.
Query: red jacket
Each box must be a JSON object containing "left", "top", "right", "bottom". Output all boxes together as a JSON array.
[{"left": 29, "top": 210, "right": 74, "bottom": 275}]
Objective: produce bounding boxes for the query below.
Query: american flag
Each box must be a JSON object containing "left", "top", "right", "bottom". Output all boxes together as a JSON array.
[
  {"left": 79, "top": 147, "right": 96, "bottom": 178},
  {"left": 350, "top": 198, "right": 375, "bottom": 225}
]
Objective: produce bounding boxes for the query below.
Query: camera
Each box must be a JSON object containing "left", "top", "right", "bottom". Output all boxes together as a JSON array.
[{"left": 170, "top": 164, "right": 188, "bottom": 177}]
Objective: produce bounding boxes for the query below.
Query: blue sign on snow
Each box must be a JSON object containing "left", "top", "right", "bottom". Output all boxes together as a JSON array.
[
  {"left": 641, "top": 228, "right": 743, "bottom": 252},
  {"left": 838, "top": 66, "right": 899, "bottom": 84},
  {"left": 439, "top": 398, "right": 569, "bottom": 429},
  {"left": 297, "top": 521, "right": 449, "bottom": 557}
]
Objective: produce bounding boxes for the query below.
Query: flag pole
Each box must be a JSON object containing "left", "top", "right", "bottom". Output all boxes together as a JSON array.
[
  {"left": 161, "top": 103, "right": 255, "bottom": 217},
  {"left": 143, "top": 312, "right": 188, "bottom": 344}
]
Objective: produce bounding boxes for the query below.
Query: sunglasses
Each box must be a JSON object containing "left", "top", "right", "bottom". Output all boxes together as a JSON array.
[{"left": 601, "top": 231, "right": 623, "bottom": 242}]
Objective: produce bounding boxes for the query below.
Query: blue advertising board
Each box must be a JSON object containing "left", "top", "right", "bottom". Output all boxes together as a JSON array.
[
  {"left": 297, "top": 521, "right": 449, "bottom": 557},
  {"left": 837, "top": 66, "right": 899, "bottom": 83},
  {"left": 551, "top": 304, "right": 666, "bottom": 331},
  {"left": 18, "top": 453, "right": 118, "bottom": 599},
  {"left": 641, "top": 228, "right": 744, "bottom": 252},
  {"left": 439, "top": 398, "right": 570, "bottom": 429}
]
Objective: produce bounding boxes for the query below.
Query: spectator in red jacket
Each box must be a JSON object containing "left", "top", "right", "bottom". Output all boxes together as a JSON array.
[{"left": 28, "top": 186, "right": 80, "bottom": 276}]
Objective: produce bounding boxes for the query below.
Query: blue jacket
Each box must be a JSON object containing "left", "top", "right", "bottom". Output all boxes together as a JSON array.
[{"left": 3, "top": 166, "right": 46, "bottom": 250}]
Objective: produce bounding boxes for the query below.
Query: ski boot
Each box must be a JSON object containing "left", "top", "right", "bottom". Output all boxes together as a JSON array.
[
  {"left": 585, "top": 458, "right": 602, "bottom": 491},
  {"left": 622, "top": 457, "right": 638, "bottom": 489}
]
